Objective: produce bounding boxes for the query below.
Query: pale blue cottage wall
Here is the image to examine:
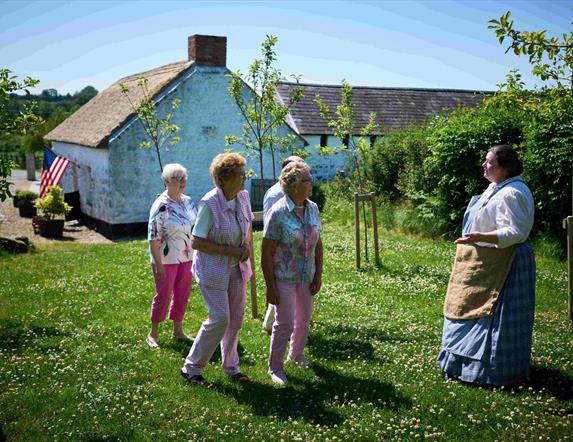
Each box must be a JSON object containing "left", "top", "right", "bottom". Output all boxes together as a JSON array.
[
  {"left": 303, "top": 134, "right": 353, "bottom": 181},
  {"left": 108, "top": 65, "right": 306, "bottom": 224}
]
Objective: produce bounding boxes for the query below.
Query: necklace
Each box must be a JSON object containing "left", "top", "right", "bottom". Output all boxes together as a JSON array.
[{"left": 295, "top": 205, "right": 304, "bottom": 209}]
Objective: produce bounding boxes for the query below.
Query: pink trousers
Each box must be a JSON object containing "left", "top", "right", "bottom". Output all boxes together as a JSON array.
[
  {"left": 150, "top": 261, "right": 193, "bottom": 323},
  {"left": 182, "top": 266, "right": 246, "bottom": 376},
  {"left": 268, "top": 282, "right": 314, "bottom": 372}
]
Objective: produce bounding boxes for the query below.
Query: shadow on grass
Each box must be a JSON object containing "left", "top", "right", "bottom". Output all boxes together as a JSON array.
[
  {"left": 209, "top": 362, "right": 411, "bottom": 426},
  {"left": 527, "top": 365, "right": 573, "bottom": 402},
  {"left": 0, "top": 319, "right": 65, "bottom": 352},
  {"left": 307, "top": 333, "right": 377, "bottom": 362},
  {"left": 309, "top": 322, "right": 425, "bottom": 359},
  {"left": 164, "top": 339, "right": 256, "bottom": 367}
]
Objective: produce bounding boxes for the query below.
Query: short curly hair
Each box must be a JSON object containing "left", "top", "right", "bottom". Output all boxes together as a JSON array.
[
  {"left": 161, "top": 163, "right": 187, "bottom": 184},
  {"left": 209, "top": 152, "right": 247, "bottom": 187},
  {"left": 280, "top": 161, "right": 311, "bottom": 195}
]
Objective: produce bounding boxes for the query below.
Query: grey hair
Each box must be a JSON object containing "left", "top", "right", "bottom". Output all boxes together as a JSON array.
[
  {"left": 161, "top": 163, "right": 187, "bottom": 183},
  {"left": 280, "top": 162, "right": 310, "bottom": 195}
]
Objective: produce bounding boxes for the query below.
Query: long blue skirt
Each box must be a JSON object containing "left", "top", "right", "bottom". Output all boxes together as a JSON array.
[{"left": 437, "top": 242, "right": 536, "bottom": 386}]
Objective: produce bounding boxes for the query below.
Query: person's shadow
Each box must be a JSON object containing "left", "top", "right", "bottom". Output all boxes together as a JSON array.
[
  {"left": 527, "top": 365, "right": 573, "bottom": 402},
  {"left": 209, "top": 362, "right": 411, "bottom": 427}
]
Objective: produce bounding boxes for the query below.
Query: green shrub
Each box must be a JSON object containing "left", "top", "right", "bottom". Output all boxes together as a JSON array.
[
  {"left": 366, "top": 123, "right": 431, "bottom": 201},
  {"left": 521, "top": 88, "right": 573, "bottom": 243},
  {"left": 310, "top": 182, "right": 326, "bottom": 212},
  {"left": 35, "top": 185, "right": 71, "bottom": 220},
  {"left": 15, "top": 189, "right": 38, "bottom": 202},
  {"left": 422, "top": 97, "right": 527, "bottom": 233}
]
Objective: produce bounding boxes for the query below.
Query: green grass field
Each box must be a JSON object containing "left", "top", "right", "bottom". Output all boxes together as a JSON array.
[{"left": 1, "top": 223, "right": 571, "bottom": 441}]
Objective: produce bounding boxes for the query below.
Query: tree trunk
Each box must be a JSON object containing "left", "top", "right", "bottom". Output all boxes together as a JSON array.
[
  {"left": 25, "top": 152, "right": 36, "bottom": 181},
  {"left": 258, "top": 147, "right": 265, "bottom": 180}
]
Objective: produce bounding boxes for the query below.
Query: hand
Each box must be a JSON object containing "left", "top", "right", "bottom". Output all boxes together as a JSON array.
[
  {"left": 266, "top": 285, "right": 280, "bottom": 306},
  {"left": 155, "top": 265, "right": 166, "bottom": 281},
  {"left": 454, "top": 232, "right": 481, "bottom": 244},
  {"left": 239, "top": 243, "right": 251, "bottom": 262},
  {"left": 310, "top": 274, "right": 322, "bottom": 295}
]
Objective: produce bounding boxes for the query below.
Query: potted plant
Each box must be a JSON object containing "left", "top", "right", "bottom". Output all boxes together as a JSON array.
[
  {"left": 16, "top": 190, "right": 38, "bottom": 217},
  {"left": 34, "top": 185, "right": 71, "bottom": 238}
]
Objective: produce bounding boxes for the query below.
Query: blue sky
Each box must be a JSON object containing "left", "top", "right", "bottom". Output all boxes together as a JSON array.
[{"left": 1, "top": 0, "right": 571, "bottom": 95}]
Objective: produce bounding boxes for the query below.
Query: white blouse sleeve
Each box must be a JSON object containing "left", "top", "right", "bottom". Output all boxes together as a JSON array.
[{"left": 495, "top": 187, "right": 534, "bottom": 248}]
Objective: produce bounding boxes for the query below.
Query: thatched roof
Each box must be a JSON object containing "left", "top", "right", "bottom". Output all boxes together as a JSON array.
[
  {"left": 46, "top": 61, "right": 193, "bottom": 148},
  {"left": 276, "top": 82, "right": 491, "bottom": 135}
]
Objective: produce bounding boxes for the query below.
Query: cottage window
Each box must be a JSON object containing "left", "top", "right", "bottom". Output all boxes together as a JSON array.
[{"left": 320, "top": 134, "right": 327, "bottom": 147}]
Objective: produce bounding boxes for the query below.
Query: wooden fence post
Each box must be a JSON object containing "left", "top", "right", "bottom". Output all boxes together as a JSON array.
[
  {"left": 249, "top": 232, "right": 258, "bottom": 319},
  {"left": 354, "top": 193, "right": 360, "bottom": 269},
  {"left": 370, "top": 192, "right": 380, "bottom": 267},
  {"left": 565, "top": 216, "right": 573, "bottom": 324}
]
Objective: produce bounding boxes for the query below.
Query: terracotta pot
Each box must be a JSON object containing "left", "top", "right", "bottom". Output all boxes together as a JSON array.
[
  {"left": 18, "top": 201, "right": 37, "bottom": 218},
  {"left": 38, "top": 219, "right": 65, "bottom": 238}
]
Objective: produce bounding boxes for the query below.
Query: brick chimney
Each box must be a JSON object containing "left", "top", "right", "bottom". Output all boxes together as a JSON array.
[{"left": 188, "top": 35, "right": 227, "bottom": 67}]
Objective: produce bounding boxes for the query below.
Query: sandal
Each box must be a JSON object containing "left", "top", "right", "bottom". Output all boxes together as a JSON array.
[{"left": 146, "top": 335, "right": 160, "bottom": 349}]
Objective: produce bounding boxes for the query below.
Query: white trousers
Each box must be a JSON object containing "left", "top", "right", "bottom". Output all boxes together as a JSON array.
[{"left": 182, "top": 266, "right": 246, "bottom": 376}]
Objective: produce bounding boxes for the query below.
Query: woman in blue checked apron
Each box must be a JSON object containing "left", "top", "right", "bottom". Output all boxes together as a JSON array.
[{"left": 438, "top": 145, "right": 536, "bottom": 386}]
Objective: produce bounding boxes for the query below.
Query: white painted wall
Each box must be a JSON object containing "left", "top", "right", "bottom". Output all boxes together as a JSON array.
[
  {"left": 51, "top": 142, "right": 112, "bottom": 222},
  {"left": 303, "top": 135, "right": 353, "bottom": 181},
  {"left": 65, "top": 66, "right": 303, "bottom": 224}
]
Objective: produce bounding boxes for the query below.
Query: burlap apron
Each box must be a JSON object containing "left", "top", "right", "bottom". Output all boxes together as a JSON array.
[{"left": 443, "top": 244, "right": 516, "bottom": 320}]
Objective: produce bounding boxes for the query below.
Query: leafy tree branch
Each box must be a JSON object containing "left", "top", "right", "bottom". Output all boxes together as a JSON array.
[
  {"left": 489, "top": 11, "right": 573, "bottom": 90},
  {"left": 227, "top": 35, "right": 305, "bottom": 180},
  {"left": 119, "top": 76, "right": 181, "bottom": 174}
]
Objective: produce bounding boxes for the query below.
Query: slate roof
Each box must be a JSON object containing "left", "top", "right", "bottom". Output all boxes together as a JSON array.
[
  {"left": 276, "top": 82, "right": 491, "bottom": 135},
  {"left": 46, "top": 61, "right": 193, "bottom": 148}
]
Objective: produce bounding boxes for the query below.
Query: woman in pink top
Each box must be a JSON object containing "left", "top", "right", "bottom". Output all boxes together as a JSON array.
[
  {"left": 180, "top": 153, "right": 253, "bottom": 385},
  {"left": 262, "top": 161, "right": 323, "bottom": 385}
]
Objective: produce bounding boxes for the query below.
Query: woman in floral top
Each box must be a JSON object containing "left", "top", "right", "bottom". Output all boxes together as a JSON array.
[
  {"left": 262, "top": 161, "right": 323, "bottom": 385},
  {"left": 147, "top": 163, "right": 197, "bottom": 348}
]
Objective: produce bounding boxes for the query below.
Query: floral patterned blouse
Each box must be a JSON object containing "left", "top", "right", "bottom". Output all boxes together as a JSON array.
[
  {"left": 148, "top": 191, "right": 197, "bottom": 264},
  {"left": 263, "top": 195, "right": 322, "bottom": 284}
]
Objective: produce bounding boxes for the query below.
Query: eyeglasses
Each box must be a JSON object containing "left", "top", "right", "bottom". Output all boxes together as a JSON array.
[{"left": 171, "top": 175, "right": 187, "bottom": 182}]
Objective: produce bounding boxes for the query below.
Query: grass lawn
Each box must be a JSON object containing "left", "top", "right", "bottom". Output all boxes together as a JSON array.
[{"left": 1, "top": 222, "right": 571, "bottom": 441}]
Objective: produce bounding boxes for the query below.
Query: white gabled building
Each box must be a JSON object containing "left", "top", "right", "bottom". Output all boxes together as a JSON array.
[{"left": 46, "top": 35, "right": 305, "bottom": 237}]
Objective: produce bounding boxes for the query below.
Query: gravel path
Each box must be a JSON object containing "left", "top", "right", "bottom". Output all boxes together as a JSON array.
[{"left": 0, "top": 170, "right": 113, "bottom": 244}]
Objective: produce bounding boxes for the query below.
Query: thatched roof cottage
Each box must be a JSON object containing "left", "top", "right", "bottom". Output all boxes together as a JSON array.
[
  {"left": 46, "top": 35, "right": 304, "bottom": 236},
  {"left": 47, "top": 34, "right": 489, "bottom": 236}
]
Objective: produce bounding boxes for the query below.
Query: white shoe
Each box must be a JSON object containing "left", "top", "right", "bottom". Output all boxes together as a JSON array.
[
  {"left": 269, "top": 370, "right": 288, "bottom": 385},
  {"left": 287, "top": 356, "right": 311, "bottom": 368},
  {"left": 146, "top": 335, "right": 160, "bottom": 349}
]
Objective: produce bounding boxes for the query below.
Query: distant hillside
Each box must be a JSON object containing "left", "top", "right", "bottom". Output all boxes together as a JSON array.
[{"left": 1, "top": 86, "right": 98, "bottom": 166}]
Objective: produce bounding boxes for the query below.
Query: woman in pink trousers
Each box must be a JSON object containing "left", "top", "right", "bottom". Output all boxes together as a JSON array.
[{"left": 262, "top": 161, "right": 323, "bottom": 385}]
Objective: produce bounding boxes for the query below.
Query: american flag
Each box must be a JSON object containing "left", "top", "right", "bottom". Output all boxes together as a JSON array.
[{"left": 39, "top": 148, "right": 70, "bottom": 197}]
